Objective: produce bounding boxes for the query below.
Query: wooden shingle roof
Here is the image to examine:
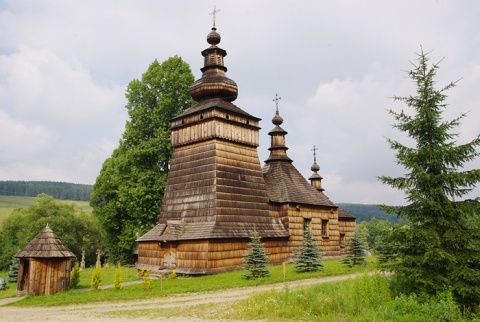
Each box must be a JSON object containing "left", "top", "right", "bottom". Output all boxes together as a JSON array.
[
  {"left": 15, "top": 225, "right": 75, "bottom": 259},
  {"left": 139, "top": 140, "right": 289, "bottom": 242},
  {"left": 173, "top": 98, "right": 259, "bottom": 121},
  {"left": 263, "top": 161, "right": 336, "bottom": 207},
  {"left": 338, "top": 207, "right": 356, "bottom": 220}
]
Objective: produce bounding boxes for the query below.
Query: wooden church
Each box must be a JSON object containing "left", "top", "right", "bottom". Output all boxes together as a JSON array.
[{"left": 136, "top": 25, "right": 355, "bottom": 274}]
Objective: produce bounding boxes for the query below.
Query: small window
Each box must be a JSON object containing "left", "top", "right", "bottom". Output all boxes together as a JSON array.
[
  {"left": 321, "top": 220, "right": 329, "bottom": 237},
  {"left": 340, "top": 233, "right": 345, "bottom": 247},
  {"left": 226, "top": 114, "right": 230, "bottom": 119},
  {"left": 303, "top": 218, "right": 311, "bottom": 233}
]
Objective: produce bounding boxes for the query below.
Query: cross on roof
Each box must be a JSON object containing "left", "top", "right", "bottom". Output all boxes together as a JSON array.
[
  {"left": 209, "top": 5, "right": 221, "bottom": 28},
  {"left": 311, "top": 145, "right": 318, "bottom": 162},
  {"left": 273, "top": 93, "right": 282, "bottom": 112}
]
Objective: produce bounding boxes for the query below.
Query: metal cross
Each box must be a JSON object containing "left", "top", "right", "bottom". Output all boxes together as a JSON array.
[
  {"left": 273, "top": 93, "right": 282, "bottom": 112},
  {"left": 210, "top": 5, "right": 221, "bottom": 28},
  {"left": 311, "top": 145, "right": 318, "bottom": 162}
]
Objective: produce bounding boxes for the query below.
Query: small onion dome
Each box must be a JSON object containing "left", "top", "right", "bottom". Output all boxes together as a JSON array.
[
  {"left": 311, "top": 161, "right": 320, "bottom": 172},
  {"left": 272, "top": 111, "right": 283, "bottom": 126},
  {"left": 207, "top": 28, "right": 221, "bottom": 45}
]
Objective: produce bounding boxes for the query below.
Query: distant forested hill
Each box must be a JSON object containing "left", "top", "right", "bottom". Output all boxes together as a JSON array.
[
  {"left": 338, "top": 203, "right": 400, "bottom": 223},
  {"left": 0, "top": 181, "right": 92, "bottom": 201}
]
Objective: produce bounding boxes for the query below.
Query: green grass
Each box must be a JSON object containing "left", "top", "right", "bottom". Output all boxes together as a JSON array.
[
  {"left": 0, "top": 195, "right": 92, "bottom": 224},
  {"left": 0, "top": 271, "right": 17, "bottom": 299},
  {"left": 9, "top": 259, "right": 372, "bottom": 307},
  {"left": 220, "top": 274, "right": 467, "bottom": 321}
]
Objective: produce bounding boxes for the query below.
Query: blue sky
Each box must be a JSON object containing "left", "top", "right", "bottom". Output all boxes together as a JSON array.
[{"left": 1, "top": 0, "right": 479, "bottom": 205}]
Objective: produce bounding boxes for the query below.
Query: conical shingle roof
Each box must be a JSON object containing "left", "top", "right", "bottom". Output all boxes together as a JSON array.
[{"left": 15, "top": 225, "right": 76, "bottom": 259}]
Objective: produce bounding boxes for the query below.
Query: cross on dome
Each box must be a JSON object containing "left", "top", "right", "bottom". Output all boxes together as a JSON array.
[
  {"left": 312, "top": 145, "right": 318, "bottom": 162},
  {"left": 209, "top": 5, "right": 221, "bottom": 28},
  {"left": 273, "top": 93, "right": 282, "bottom": 112}
]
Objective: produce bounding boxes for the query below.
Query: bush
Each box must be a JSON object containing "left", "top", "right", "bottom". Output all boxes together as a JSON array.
[
  {"left": 70, "top": 262, "right": 80, "bottom": 288},
  {"left": 90, "top": 267, "right": 102, "bottom": 291},
  {"left": 114, "top": 264, "right": 123, "bottom": 290},
  {"left": 141, "top": 269, "right": 152, "bottom": 291}
]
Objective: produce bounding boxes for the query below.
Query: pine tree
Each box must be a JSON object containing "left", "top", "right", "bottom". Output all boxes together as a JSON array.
[
  {"left": 7, "top": 257, "right": 19, "bottom": 283},
  {"left": 379, "top": 48, "right": 480, "bottom": 309},
  {"left": 243, "top": 232, "right": 270, "bottom": 279},
  {"left": 294, "top": 228, "right": 324, "bottom": 272},
  {"left": 342, "top": 231, "right": 367, "bottom": 267}
]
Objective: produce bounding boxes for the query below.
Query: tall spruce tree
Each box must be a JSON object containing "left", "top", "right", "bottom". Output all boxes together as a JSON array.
[
  {"left": 379, "top": 49, "right": 480, "bottom": 309},
  {"left": 294, "top": 228, "right": 324, "bottom": 272},
  {"left": 243, "top": 232, "right": 270, "bottom": 279}
]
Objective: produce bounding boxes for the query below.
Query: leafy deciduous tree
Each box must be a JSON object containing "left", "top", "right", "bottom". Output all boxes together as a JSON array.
[
  {"left": 90, "top": 56, "right": 194, "bottom": 264},
  {"left": 379, "top": 49, "right": 480, "bottom": 309}
]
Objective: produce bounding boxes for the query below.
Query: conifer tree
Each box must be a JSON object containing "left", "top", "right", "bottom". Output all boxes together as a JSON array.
[
  {"left": 7, "top": 257, "right": 19, "bottom": 283},
  {"left": 243, "top": 232, "right": 270, "bottom": 279},
  {"left": 342, "top": 231, "right": 367, "bottom": 267},
  {"left": 294, "top": 228, "right": 324, "bottom": 272},
  {"left": 379, "top": 48, "right": 480, "bottom": 309}
]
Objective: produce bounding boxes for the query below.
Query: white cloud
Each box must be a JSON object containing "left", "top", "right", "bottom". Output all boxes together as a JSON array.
[{"left": 0, "top": 109, "right": 52, "bottom": 162}]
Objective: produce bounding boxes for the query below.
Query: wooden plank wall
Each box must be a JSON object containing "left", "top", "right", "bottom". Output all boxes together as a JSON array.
[
  {"left": 176, "top": 238, "right": 290, "bottom": 272},
  {"left": 27, "top": 258, "right": 72, "bottom": 295},
  {"left": 338, "top": 219, "right": 356, "bottom": 250},
  {"left": 137, "top": 241, "right": 164, "bottom": 267},
  {"left": 286, "top": 204, "right": 342, "bottom": 257},
  {"left": 171, "top": 109, "right": 260, "bottom": 148}
]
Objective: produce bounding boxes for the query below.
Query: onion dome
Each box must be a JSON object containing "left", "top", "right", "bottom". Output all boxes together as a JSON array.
[
  {"left": 190, "top": 27, "right": 238, "bottom": 102},
  {"left": 309, "top": 145, "right": 324, "bottom": 191},
  {"left": 265, "top": 98, "right": 292, "bottom": 164}
]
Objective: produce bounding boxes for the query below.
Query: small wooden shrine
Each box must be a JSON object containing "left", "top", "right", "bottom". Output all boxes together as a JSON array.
[
  {"left": 14, "top": 224, "right": 75, "bottom": 296},
  {"left": 136, "top": 23, "right": 356, "bottom": 274}
]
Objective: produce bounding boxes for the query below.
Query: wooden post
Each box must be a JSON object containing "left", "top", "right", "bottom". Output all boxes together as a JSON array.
[{"left": 283, "top": 262, "right": 286, "bottom": 283}]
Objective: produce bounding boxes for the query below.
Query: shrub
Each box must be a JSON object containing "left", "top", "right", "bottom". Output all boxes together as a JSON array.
[
  {"left": 141, "top": 269, "right": 152, "bottom": 291},
  {"left": 90, "top": 267, "right": 102, "bottom": 291},
  {"left": 114, "top": 264, "right": 123, "bottom": 290},
  {"left": 70, "top": 262, "right": 81, "bottom": 288}
]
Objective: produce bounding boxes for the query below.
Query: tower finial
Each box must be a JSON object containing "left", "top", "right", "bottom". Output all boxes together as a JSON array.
[
  {"left": 210, "top": 5, "right": 221, "bottom": 28},
  {"left": 273, "top": 93, "right": 282, "bottom": 113},
  {"left": 312, "top": 145, "right": 318, "bottom": 162}
]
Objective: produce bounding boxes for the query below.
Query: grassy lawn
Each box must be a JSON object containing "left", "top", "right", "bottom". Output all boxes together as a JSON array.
[{"left": 5, "top": 259, "right": 373, "bottom": 307}]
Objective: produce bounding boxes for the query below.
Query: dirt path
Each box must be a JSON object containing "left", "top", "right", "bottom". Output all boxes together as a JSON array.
[{"left": 0, "top": 273, "right": 366, "bottom": 321}]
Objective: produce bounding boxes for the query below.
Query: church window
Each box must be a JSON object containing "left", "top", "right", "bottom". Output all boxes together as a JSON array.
[
  {"left": 303, "top": 218, "right": 311, "bottom": 232},
  {"left": 340, "top": 233, "right": 345, "bottom": 247},
  {"left": 321, "top": 220, "right": 329, "bottom": 237}
]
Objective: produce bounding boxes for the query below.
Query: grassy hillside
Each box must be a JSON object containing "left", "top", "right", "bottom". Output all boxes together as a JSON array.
[
  {"left": 338, "top": 203, "right": 399, "bottom": 223},
  {"left": 0, "top": 195, "right": 92, "bottom": 224}
]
